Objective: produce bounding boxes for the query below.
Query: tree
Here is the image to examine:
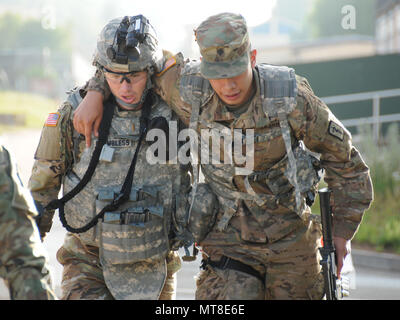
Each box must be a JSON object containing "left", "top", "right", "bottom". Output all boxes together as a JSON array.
[
  {"left": 0, "top": 12, "right": 71, "bottom": 52},
  {"left": 0, "top": 12, "right": 72, "bottom": 97}
]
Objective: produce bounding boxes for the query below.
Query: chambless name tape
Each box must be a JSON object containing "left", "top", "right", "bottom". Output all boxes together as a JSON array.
[{"left": 156, "top": 57, "right": 177, "bottom": 77}]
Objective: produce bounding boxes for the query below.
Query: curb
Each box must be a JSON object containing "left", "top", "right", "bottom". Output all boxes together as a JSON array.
[{"left": 352, "top": 249, "right": 400, "bottom": 273}]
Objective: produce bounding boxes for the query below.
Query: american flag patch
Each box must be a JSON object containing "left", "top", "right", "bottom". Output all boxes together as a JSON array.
[
  {"left": 45, "top": 112, "right": 60, "bottom": 127},
  {"left": 156, "top": 56, "right": 176, "bottom": 77}
]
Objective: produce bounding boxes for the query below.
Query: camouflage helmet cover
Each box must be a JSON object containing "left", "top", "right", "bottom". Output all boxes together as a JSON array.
[{"left": 93, "top": 16, "right": 163, "bottom": 73}]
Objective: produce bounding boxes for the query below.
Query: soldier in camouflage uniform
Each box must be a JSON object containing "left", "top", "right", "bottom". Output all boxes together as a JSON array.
[
  {"left": 73, "top": 13, "right": 373, "bottom": 300},
  {"left": 0, "top": 144, "right": 56, "bottom": 300},
  {"left": 28, "top": 16, "right": 191, "bottom": 300}
]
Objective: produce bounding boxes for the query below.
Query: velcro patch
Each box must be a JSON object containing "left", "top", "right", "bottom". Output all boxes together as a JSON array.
[
  {"left": 45, "top": 112, "right": 60, "bottom": 127},
  {"left": 156, "top": 57, "right": 177, "bottom": 77},
  {"left": 328, "top": 120, "right": 344, "bottom": 141}
]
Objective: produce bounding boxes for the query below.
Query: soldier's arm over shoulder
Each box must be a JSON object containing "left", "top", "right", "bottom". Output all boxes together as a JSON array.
[
  {"left": 28, "top": 101, "right": 74, "bottom": 206},
  {"left": 290, "top": 76, "right": 373, "bottom": 240},
  {"left": 153, "top": 52, "right": 193, "bottom": 126},
  {"left": 85, "top": 68, "right": 111, "bottom": 100}
]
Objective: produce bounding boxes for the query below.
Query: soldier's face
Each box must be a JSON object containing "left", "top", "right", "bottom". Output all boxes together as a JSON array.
[
  {"left": 209, "top": 50, "right": 257, "bottom": 107},
  {"left": 105, "top": 70, "right": 148, "bottom": 108}
]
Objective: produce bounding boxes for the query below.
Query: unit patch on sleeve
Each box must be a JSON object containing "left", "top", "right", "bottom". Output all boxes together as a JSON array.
[
  {"left": 45, "top": 112, "right": 60, "bottom": 127},
  {"left": 328, "top": 120, "right": 344, "bottom": 141}
]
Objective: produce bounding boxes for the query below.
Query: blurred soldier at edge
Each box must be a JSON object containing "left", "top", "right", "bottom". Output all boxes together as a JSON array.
[
  {"left": 73, "top": 13, "right": 373, "bottom": 299},
  {"left": 0, "top": 144, "right": 56, "bottom": 300},
  {"left": 28, "top": 15, "right": 191, "bottom": 300}
]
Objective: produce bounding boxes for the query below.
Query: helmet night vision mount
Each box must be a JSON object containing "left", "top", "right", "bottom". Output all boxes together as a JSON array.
[{"left": 106, "top": 15, "right": 149, "bottom": 65}]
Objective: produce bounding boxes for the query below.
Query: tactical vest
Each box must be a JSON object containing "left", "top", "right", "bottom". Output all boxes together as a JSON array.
[
  {"left": 179, "top": 62, "right": 321, "bottom": 238},
  {"left": 63, "top": 90, "right": 187, "bottom": 299}
]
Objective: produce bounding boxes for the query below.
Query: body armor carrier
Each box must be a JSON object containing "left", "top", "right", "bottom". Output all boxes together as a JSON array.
[{"left": 179, "top": 62, "right": 322, "bottom": 237}]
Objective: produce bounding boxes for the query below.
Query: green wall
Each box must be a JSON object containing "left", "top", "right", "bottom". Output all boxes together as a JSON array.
[{"left": 289, "top": 54, "right": 400, "bottom": 130}]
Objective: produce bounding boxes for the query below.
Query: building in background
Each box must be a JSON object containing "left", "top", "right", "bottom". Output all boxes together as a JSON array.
[
  {"left": 251, "top": 0, "right": 377, "bottom": 65},
  {"left": 253, "top": 32, "right": 376, "bottom": 65},
  {"left": 375, "top": 0, "right": 400, "bottom": 54}
]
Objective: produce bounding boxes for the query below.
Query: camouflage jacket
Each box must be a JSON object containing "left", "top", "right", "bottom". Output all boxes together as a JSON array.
[{"left": 0, "top": 144, "right": 56, "bottom": 300}]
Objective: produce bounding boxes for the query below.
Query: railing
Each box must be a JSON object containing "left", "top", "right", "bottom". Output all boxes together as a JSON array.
[{"left": 321, "top": 88, "right": 400, "bottom": 142}]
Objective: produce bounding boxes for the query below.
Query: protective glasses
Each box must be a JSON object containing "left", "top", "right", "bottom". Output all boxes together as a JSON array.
[{"left": 102, "top": 67, "right": 146, "bottom": 84}]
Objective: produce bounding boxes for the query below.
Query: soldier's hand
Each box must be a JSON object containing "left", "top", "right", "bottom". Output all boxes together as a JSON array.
[
  {"left": 334, "top": 236, "right": 350, "bottom": 279},
  {"left": 34, "top": 216, "right": 47, "bottom": 241},
  {"left": 34, "top": 209, "right": 54, "bottom": 242},
  {"left": 73, "top": 91, "right": 104, "bottom": 148}
]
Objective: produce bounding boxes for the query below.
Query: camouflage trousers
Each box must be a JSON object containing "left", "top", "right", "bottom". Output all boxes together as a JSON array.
[
  {"left": 56, "top": 233, "right": 181, "bottom": 300},
  {"left": 195, "top": 218, "right": 324, "bottom": 300}
]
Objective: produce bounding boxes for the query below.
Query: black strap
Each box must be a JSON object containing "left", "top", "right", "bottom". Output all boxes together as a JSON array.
[
  {"left": 201, "top": 256, "right": 265, "bottom": 283},
  {"left": 45, "top": 96, "right": 115, "bottom": 213},
  {"left": 45, "top": 93, "right": 153, "bottom": 234},
  {"left": 118, "top": 92, "right": 152, "bottom": 200}
]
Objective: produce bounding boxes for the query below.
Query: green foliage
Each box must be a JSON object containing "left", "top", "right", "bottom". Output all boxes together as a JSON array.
[
  {"left": 357, "top": 124, "right": 400, "bottom": 196},
  {"left": 25, "top": 65, "right": 58, "bottom": 81},
  {"left": 306, "top": 0, "right": 376, "bottom": 39},
  {"left": 353, "top": 123, "right": 400, "bottom": 253},
  {"left": 0, "top": 91, "right": 58, "bottom": 134},
  {"left": 0, "top": 12, "right": 71, "bottom": 52},
  {"left": 355, "top": 191, "right": 400, "bottom": 254}
]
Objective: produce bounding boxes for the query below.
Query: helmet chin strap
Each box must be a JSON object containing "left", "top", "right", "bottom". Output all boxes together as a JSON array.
[
  {"left": 116, "top": 96, "right": 143, "bottom": 110},
  {"left": 115, "top": 74, "right": 153, "bottom": 110}
]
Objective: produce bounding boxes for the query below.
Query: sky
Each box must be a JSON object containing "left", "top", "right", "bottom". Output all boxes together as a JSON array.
[
  {"left": 3, "top": 0, "right": 278, "bottom": 53},
  {"left": 121, "top": 0, "right": 278, "bottom": 27},
  {"left": 0, "top": 0, "right": 278, "bottom": 84},
  {"left": 97, "top": 0, "right": 278, "bottom": 29},
  {"left": 142, "top": 0, "right": 278, "bottom": 57},
  {"left": 23, "top": 0, "right": 278, "bottom": 83},
  {"left": 128, "top": 1, "right": 274, "bottom": 55},
  {"left": 144, "top": 0, "right": 277, "bottom": 50}
]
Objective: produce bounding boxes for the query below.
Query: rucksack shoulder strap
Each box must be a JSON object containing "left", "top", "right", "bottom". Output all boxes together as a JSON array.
[{"left": 257, "top": 64, "right": 297, "bottom": 118}]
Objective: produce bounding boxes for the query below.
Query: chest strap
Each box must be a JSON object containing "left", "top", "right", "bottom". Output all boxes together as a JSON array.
[
  {"left": 179, "top": 63, "right": 213, "bottom": 223},
  {"left": 258, "top": 64, "right": 304, "bottom": 216}
]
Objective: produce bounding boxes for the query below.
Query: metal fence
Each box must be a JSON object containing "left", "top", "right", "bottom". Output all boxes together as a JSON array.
[{"left": 321, "top": 88, "right": 400, "bottom": 142}]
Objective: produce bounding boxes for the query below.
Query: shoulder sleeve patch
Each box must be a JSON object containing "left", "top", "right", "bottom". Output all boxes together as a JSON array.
[
  {"left": 45, "top": 112, "right": 60, "bottom": 127},
  {"left": 156, "top": 57, "right": 177, "bottom": 77},
  {"left": 35, "top": 105, "right": 72, "bottom": 161},
  {"left": 328, "top": 120, "right": 344, "bottom": 141}
]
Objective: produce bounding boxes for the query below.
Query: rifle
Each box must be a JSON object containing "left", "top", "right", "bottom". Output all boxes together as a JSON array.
[{"left": 318, "top": 188, "right": 350, "bottom": 300}]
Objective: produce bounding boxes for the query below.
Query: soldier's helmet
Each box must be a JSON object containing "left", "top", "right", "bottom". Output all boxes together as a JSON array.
[{"left": 93, "top": 15, "right": 163, "bottom": 74}]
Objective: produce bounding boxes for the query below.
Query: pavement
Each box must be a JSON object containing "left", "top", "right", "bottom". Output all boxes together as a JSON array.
[{"left": 352, "top": 248, "right": 400, "bottom": 273}]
